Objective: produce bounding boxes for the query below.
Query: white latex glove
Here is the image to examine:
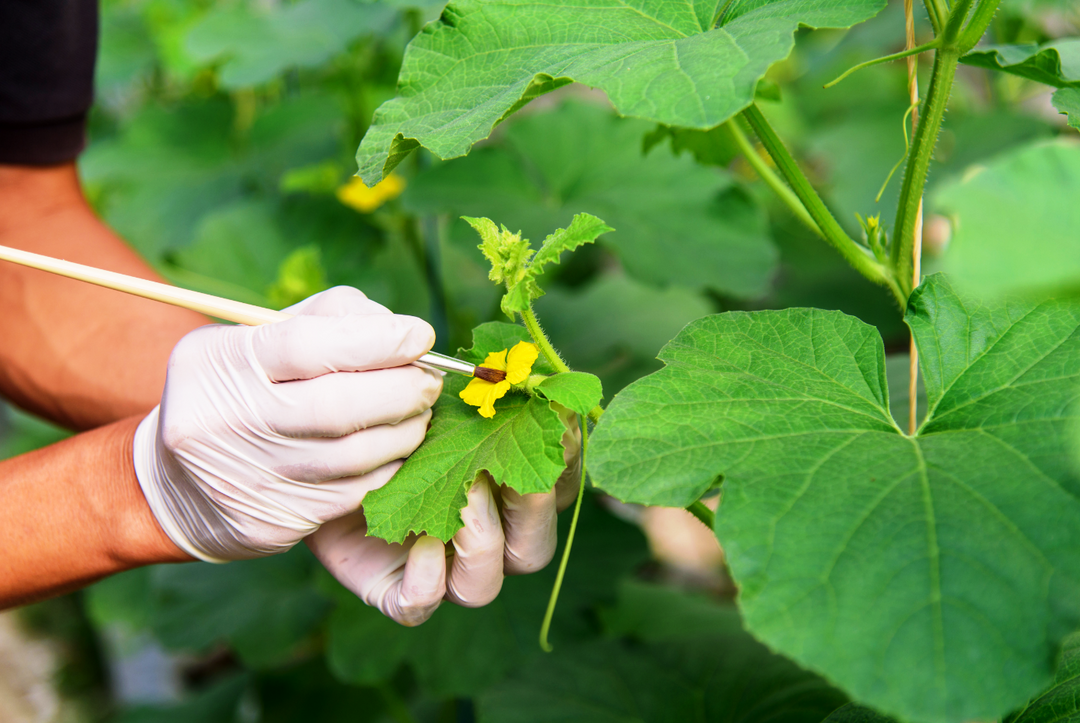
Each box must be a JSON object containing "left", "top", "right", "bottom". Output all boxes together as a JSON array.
[
  {"left": 133, "top": 287, "right": 442, "bottom": 563},
  {"left": 307, "top": 405, "right": 582, "bottom": 626}
]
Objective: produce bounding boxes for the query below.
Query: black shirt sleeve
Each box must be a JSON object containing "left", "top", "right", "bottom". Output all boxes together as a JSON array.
[{"left": 0, "top": 0, "right": 99, "bottom": 166}]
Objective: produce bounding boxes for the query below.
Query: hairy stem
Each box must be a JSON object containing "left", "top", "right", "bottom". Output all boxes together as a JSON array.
[
  {"left": 959, "top": 0, "right": 1002, "bottom": 52},
  {"left": 891, "top": 47, "right": 960, "bottom": 293},
  {"left": 905, "top": 0, "right": 924, "bottom": 436},
  {"left": 521, "top": 305, "right": 604, "bottom": 424},
  {"left": 540, "top": 422, "right": 588, "bottom": 652},
  {"left": 922, "top": 0, "right": 946, "bottom": 35},
  {"left": 741, "top": 105, "right": 905, "bottom": 305},
  {"left": 687, "top": 500, "right": 715, "bottom": 529},
  {"left": 724, "top": 119, "right": 819, "bottom": 235}
]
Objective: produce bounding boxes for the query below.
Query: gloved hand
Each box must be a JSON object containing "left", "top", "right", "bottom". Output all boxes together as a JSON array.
[
  {"left": 133, "top": 287, "right": 442, "bottom": 563},
  {"left": 306, "top": 393, "right": 583, "bottom": 626}
]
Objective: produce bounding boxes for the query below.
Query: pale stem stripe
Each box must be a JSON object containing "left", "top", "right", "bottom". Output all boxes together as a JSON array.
[{"left": 906, "top": 0, "right": 924, "bottom": 436}]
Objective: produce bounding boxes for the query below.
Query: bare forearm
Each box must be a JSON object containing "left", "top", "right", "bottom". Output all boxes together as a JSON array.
[
  {"left": 0, "top": 163, "right": 208, "bottom": 430},
  {"left": 0, "top": 415, "right": 192, "bottom": 608}
]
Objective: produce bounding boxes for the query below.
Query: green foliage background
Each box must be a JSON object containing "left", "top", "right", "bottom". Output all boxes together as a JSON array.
[{"left": 3, "top": 0, "right": 1080, "bottom": 720}]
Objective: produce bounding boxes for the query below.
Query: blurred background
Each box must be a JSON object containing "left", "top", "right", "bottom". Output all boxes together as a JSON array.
[{"left": 1, "top": 0, "right": 1076, "bottom": 720}]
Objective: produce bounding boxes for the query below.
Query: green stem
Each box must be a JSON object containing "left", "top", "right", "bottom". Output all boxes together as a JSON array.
[
  {"left": 540, "top": 422, "right": 588, "bottom": 652},
  {"left": 891, "top": 47, "right": 960, "bottom": 295},
  {"left": 923, "top": 0, "right": 947, "bottom": 35},
  {"left": 741, "top": 105, "right": 905, "bottom": 306},
  {"left": 724, "top": 119, "right": 819, "bottom": 236},
  {"left": 687, "top": 500, "right": 715, "bottom": 529},
  {"left": 521, "top": 305, "right": 604, "bottom": 424},
  {"left": 942, "top": 0, "right": 978, "bottom": 44},
  {"left": 959, "top": 0, "right": 1002, "bottom": 52},
  {"left": 823, "top": 39, "right": 941, "bottom": 88}
]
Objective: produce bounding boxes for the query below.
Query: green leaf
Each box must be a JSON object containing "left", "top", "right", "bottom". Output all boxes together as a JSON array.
[
  {"left": 267, "top": 245, "right": 331, "bottom": 309},
  {"left": 936, "top": 139, "right": 1080, "bottom": 296},
  {"left": 1006, "top": 632, "right": 1080, "bottom": 723},
  {"left": 465, "top": 212, "right": 613, "bottom": 319},
  {"left": 536, "top": 373, "right": 603, "bottom": 418},
  {"left": 589, "top": 274, "right": 1080, "bottom": 723},
  {"left": 961, "top": 39, "right": 1080, "bottom": 88},
  {"left": 185, "top": 0, "right": 396, "bottom": 89},
  {"left": 149, "top": 547, "right": 332, "bottom": 668},
  {"left": 114, "top": 675, "right": 248, "bottom": 723},
  {"left": 356, "top": 0, "right": 888, "bottom": 184},
  {"left": 361, "top": 322, "right": 574, "bottom": 542},
  {"left": 479, "top": 581, "right": 847, "bottom": 723},
  {"left": 407, "top": 102, "right": 777, "bottom": 298},
  {"left": 1054, "top": 87, "right": 1080, "bottom": 130},
  {"left": 822, "top": 704, "right": 898, "bottom": 723}
]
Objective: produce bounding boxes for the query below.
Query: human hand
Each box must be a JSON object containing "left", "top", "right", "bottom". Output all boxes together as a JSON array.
[
  {"left": 307, "top": 406, "right": 582, "bottom": 626},
  {"left": 133, "top": 287, "right": 442, "bottom": 563}
]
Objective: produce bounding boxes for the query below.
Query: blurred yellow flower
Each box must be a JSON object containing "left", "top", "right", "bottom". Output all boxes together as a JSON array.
[
  {"left": 459, "top": 341, "right": 539, "bottom": 418},
  {"left": 336, "top": 174, "right": 406, "bottom": 213}
]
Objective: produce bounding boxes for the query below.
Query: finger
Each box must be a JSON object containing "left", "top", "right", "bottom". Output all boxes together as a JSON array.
[
  {"left": 445, "top": 477, "right": 505, "bottom": 607},
  {"left": 306, "top": 515, "right": 446, "bottom": 626},
  {"left": 296, "top": 459, "right": 403, "bottom": 523},
  {"left": 379, "top": 536, "right": 448, "bottom": 626},
  {"left": 271, "top": 410, "right": 430, "bottom": 483},
  {"left": 501, "top": 486, "right": 558, "bottom": 575},
  {"left": 252, "top": 313, "right": 436, "bottom": 382},
  {"left": 268, "top": 365, "right": 442, "bottom": 437},
  {"left": 283, "top": 286, "right": 391, "bottom": 316}
]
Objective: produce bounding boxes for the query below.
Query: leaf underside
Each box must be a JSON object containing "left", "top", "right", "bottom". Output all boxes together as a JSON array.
[
  {"left": 356, "top": 0, "right": 888, "bottom": 184},
  {"left": 588, "top": 273, "right": 1080, "bottom": 723},
  {"left": 961, "top": 39, "right": 1080, "bottom": 89},
  {"left": 1054, "top": 87, "right": 1080, "bottom": 130},
  {"left": 362, "top": 323, "right": 574, "bottom": 543}
]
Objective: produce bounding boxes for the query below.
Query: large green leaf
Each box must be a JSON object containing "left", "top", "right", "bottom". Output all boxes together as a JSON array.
[
  {"left": 356, "top": 0, "right": 887, "bottom": 184},
  {"left": 589, "top": 274, "right": 1080, "bottom": 723},
  {"left": 961, "top": 39, "right": 1080, "bottom": 88},
  {"left": 361, "top": 322, "right": 575, "bottom": 543},
  {"left": 405, "top": 102, "right": 777, "bottom": 297},
  {"left": 936, "top": 139, "right": 1080, "bottom": 296},
  {"left": 148, "top": 547, "right": 332, "bottom": 668},
  {"left": 1054, "top": 87, "right": 1080, "bottom": 130},
  {"left": 1007, "top": 632, "right": 1080, "bottom": 723},
  {"left": 478, "top": 580, "right": 847, "bottom": 723},
  {"left": 185, "top": 0, "right": 396, "bottom": 89}
]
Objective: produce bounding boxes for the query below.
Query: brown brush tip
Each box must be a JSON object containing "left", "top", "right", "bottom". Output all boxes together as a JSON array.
[{"left": 473, "top": 366, "right": 507, "bottom": 383}]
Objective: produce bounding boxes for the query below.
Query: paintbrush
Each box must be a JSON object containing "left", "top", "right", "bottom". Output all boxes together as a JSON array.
[{"left": 0, "top": 244, "right": 507, "bottom": 383}]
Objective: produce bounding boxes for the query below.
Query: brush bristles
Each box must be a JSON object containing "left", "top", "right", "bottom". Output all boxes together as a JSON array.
[{"left": 473, "top": 366, "right": 507, "bottom": 383}]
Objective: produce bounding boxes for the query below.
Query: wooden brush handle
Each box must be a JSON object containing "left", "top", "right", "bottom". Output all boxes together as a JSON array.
[{"left": 0, "top": 243, "right": 291, "bottom": 325}]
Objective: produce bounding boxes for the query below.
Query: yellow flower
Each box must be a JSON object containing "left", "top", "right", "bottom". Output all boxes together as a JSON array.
[
  {"left": 336, "top": 174, "right": 406, "bottom": 213},
  {"left": 459, "top": 341, "right": 539, "bottom": 418}
]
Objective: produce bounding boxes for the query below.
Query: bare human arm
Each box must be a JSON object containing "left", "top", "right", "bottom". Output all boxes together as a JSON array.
[{"left": 0, "top": 163, "right": 206, "bottom": 607}]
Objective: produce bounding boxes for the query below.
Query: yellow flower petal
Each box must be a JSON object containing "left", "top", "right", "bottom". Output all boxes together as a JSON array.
[
  {"left": 459, "top": 378, "right": 511, "bottom": 418},
  {"left": 335, "top": 174, "right": 406, "bottom": 213},
  {"left": 505, "top": 341, "right": 539, "bottom": 385},
  {"left": 481, "top": 349, "right": 509, "bottom": 372}
]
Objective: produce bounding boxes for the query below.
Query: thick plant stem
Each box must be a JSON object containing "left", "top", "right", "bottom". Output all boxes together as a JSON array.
[
  {"left": 891, "top": 48, "right": 960, "bottom": 294},
  {"left": 687, "top": 500, "right": 715, "bottom": 529},
  {"left": 540, "top": 423, "right": 588, "bottom": 652},
  {"left": 741, "top": 105, "right": 904, "bottom": 306},
  {"left": 521, "top": 305, "right": 604, "bottom": 424},
  {"left": 905, "top": 0, "right": 924, "bottom": 436},
  {"left": 724, "top": 119, "right": 819, "bottom": 235}
]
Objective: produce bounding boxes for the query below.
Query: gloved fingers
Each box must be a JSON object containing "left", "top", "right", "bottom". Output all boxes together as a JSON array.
[
  {"left": 306, "top": 513, "right": 446, "bottom": 627},
  {"left": 445, "top": 476, "right": 505, "bottom": 608},
  {"left": 268, "top": 365, "right": 442, "bottom": 438},
  {"left": 300, "top": 459, "right": 403, "bottom": 521},
  {"left": 282, "top": 286, "right": 391, "bottom": 316},
  {"left": 277, "top": 410, "right": 431, "bottom": 483},
  {"left": 500, "top": 486, "right": 558, "bottom": 575},
  {"left": 252, "top": 313, "right": 435, "bottom": 382}
]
